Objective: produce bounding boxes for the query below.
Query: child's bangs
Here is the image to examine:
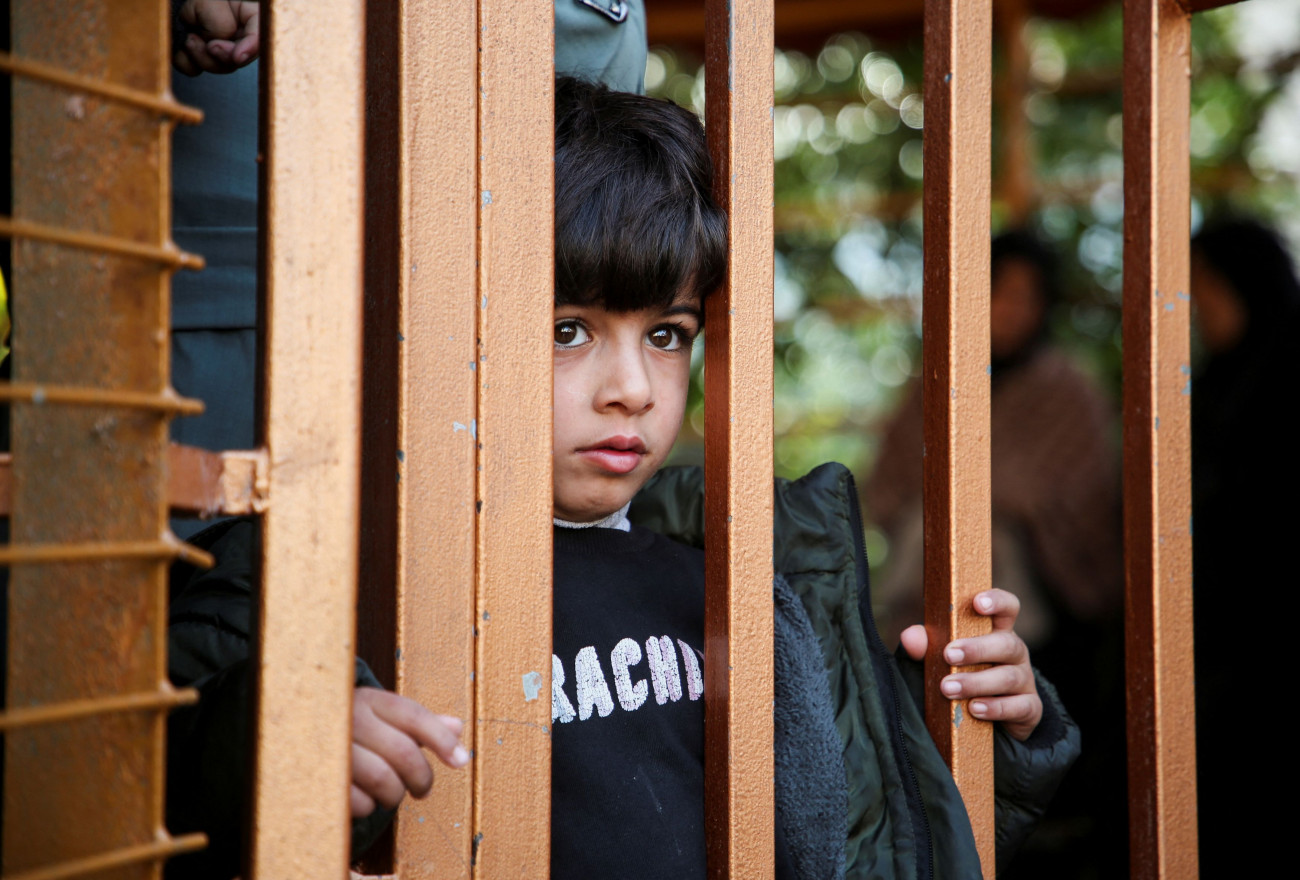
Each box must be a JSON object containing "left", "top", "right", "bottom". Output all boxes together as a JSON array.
[{"left": 554, "top": 77, "right": 727, "bottom": 312}]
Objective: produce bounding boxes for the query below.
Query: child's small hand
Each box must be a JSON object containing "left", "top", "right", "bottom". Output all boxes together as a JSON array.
[
  {"left": 350, "top": 687, "right": 470, "bottom": 818},
  {"left": 899, "top": 589, "right": 1042, "bottom": 742},
  {"left": 173, "top": 1, "right": 261, "bottom": 76}
]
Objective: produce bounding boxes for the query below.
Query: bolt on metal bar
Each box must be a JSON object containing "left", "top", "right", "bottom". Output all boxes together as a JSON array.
[
  {"left": 469, "top": 0, "right": 555, "bottom": 875},
  {"left": 0, "top": 51, "right": 204, "bottom": 123},
  {"left": 0, "top": 217, "right": 205, "bottom": 270},
  {"left": 1, "top": 834, "right": 209, "bottom": 880},
  {"left": 0, "top": 381, "right": 204, "bottom": 415},
  {"left": 1121, "top": 1, "right": 1199, "bottom": 877},
  {"left": 921, "top": 0, "right": 996, "bottom": 873},
  {"left": 248, "top": 1, "right": 367, "bottom": 876},
  {"left": 701, "top": 0, "right": 776, "bottom": 877},
  {"left": 0, "top": 535, "right": 214, "bottom": 569},
  {"left": 0, "top": 685, "right": 199, "bottom": 733}
]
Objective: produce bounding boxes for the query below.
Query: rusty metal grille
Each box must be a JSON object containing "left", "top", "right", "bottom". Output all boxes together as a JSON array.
[{"left": 0, "top": 2, "right": 208, "bottom": 878}]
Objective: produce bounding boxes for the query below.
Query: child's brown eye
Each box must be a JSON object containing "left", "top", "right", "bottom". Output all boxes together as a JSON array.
[
  {"left": 554, "top": 320, "right": 589, "bottom": 348},
  {"left": 647, "top": 326, "right": 685, "bottom": 350}
]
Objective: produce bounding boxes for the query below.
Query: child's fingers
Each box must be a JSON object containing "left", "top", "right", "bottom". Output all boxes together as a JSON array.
[
  {"left": 350, "top": 784, "right": 376, "bottom": 819},
  {"left": 182, "top": 34, "right": 224, "bottom": 74},
  {"left": 367, "top": 689, "right": 471, "bottom": 770},
  {"left": 971, "top": 588, "right": 1021, "bottom": 631},
  {"left": 354, "top": 700, "right": 436, "bottom": 800},
  {"left": 939, "top": 660, "right": 1034, "bottom": 703},
  {"left": 968, "top": 694, "right": 1043, "bottom": 742},
  {"left": 351, "top": 742, "right": 408, "bottom": 811},
  {"left": 899, "top": 624, "right": 928, "bottom": 662},
  {"left": 943, "top": 630, "right": 1028, "bottom": 668},
  {"left": 434, "top": 714, "right": 466, "bottom": 739},
  {"left": 230, "top": 32, "right": 261, "bottom": 66}
]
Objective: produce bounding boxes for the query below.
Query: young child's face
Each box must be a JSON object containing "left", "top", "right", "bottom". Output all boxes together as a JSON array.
[{"left": 552, "top": 291, "right": 702, "bottom": 522}]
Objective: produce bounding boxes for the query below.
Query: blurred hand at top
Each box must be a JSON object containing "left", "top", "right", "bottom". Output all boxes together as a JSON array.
[{"left": 173, "top": 1, "right": 260, "bottom": 76}]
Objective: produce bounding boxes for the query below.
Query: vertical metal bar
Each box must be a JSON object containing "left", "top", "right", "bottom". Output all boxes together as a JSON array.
[
  {"left": 388, "top": 1, "right": 479, "bottom": 876},
  {"left": 471, "top": 3, "right": 554, "bottom": 876},
  {"left": 921, "top": 0, "right": 995, "bottom": 873},
  {"left": 702, "top": 1, "right": 775, "bottom": 877},
  {"left": 4, "top": 2, "right": 176, "bottom": 877},
  {"left": 249, "top": 1, "right": 365, "bottom": 876},
  {"left": 995, "top": 0, "right": 1034, "bottom": 226},
  {"left": 1121, "top": 2, "right": 1198, "bottom": 877}
]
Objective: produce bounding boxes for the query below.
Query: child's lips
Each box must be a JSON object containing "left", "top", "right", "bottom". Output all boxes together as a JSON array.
[{"left": 577, "top": 436, "right": 646, "bottom": 474}]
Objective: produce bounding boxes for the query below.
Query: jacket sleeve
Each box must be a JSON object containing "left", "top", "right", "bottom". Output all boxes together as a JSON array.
[
  {"left": 894, "top": 651, "right": 1081, "bottom": 874},
  {"left": 165, "top": 518, "right": 391, "bottom": 879},
  {"left": 989, "top": 670, "right": 1081, "bottom": 868}
]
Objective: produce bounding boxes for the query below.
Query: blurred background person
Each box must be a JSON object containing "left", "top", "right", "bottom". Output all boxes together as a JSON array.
[
  {"left": 864, "top": 230, "right": 1127, "bottom": 877},
  {"left": 1190, "top": 217, "right": 1299, "bottom": 875}
]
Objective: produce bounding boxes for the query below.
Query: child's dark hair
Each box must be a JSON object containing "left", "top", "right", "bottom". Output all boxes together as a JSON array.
[{"left": 555, "top": 76, "right": 727, "bottom": 311}]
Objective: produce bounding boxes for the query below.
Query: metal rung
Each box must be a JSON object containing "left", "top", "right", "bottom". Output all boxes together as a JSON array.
[
  {"left": 0, "top": 217, "right": 205, "bottom": 270},
  {"left": 1, "top": 832, "right": 208, "bottom": 880},
  {"left": 0, "top": 51, "right": 204, "bottom": 124},
  {"left": 0, "top": 382, "right": 204, "bottom": 415},
  {"left": 0, "top": 535, "right": 215, "bottom": 569},
  {"left": 0, "top": 445, "right": 269, "bottom": 518},
  {"left": 0, "top": 684, "right": 199, "bottom": 732}
]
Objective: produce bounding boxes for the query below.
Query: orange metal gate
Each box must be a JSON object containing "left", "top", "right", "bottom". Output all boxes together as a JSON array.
[{"left": 0, "top": 0, "right": 1219, "bottom": 877}]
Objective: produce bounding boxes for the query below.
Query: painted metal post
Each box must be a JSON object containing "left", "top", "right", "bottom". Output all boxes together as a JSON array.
[
  {"left": 921, "top": 0, "right": 996, "bottom": 873},
  {"left": 703, "top": 1, "right": 776, "bottom": 877},
  {"left": 249, "top": 1, "right": 366, "bottom": 876},
  {"left": 470, "top": 2, "right": 555, "bottom": 876},
  {"left": 365, "top": 1, "right": 481, "bottom": 877},
  {"left": 1121, "top": 1, "right": 1199, "bottom": 877}
]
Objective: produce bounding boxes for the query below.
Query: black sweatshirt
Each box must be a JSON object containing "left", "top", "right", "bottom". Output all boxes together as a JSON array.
[{"left": 551, "top": 525, "right": 709, "bottom": 879}]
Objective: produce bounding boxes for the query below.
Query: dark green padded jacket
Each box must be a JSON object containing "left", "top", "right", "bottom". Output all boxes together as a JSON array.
[{"left": 629, "top": 463, "right": 1081, "bottom": 880}]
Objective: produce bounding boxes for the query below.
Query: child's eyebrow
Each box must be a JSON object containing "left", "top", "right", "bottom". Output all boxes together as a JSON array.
[{"left": 662, "top": 304, "right": 703, "bottom": 322}]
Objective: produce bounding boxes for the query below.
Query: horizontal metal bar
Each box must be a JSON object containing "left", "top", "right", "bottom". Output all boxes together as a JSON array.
[
  {"left": 0, "top": 217, "right": 205, "bottom": 270},
  {"left": 0, "top": 51, "right": 204, "bottom": 124},
  {"left": 1, "top": 832, "right": 208, "bottom": 880},
  {"left": 0, "top": 446, "right": 268, "bottom": 518},
  {"left": 166, "top": 444, "right": 270, "bottom": 516},
  {"left": 0, "top": 535, "right": 215, "bottom": 568},
  {"left": 0, "top": 683, "right": 199, "bottom": 732},
  {"left": 0, "top": 382, "right": 205, "bottom": 415}
]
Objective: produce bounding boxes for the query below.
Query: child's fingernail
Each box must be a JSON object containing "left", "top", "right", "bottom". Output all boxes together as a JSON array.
[
  {"left": 946, "top": 647, "right": 965, "bottom": 664},
  {"left": 941, "top": 679, "right": 961, "bottom": 697},
  {"left": 452, "top": 745, "right": 470, "bottom": 766},
  {"left": 970, "top": 701, "right": 987, "bottom": 716},
  {"left": 976, "top": 595, "right": 993, "bottom": 612}
]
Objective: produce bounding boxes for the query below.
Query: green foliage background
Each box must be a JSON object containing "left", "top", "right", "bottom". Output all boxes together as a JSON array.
[{"left": 651, "top": 1, "right": 1300, "bottom": 498}]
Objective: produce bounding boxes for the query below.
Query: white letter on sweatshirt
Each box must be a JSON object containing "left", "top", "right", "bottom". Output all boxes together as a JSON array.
[
  {"left": 574, "top": 645, "right": 615, "bottom": 720},
  {"left": 611, "top": 638, "right": 648, "bottom": 711},
  {"left": 646, "top": 635, "right": 683, "bottom": 705},
  {"left": 678, "top": 639, "right": 704, "bottom": 701},
  {"left": 552, "top": 654, "right": 576, "bottom": 724}
]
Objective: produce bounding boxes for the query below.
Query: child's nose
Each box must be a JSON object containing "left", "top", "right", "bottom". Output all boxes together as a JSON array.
[{"left": 595, "top": 344, "right": 653, "bottom": 413}]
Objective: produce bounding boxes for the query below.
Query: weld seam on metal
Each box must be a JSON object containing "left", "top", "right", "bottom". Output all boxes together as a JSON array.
[
  {"left": 0, "top": 382, "right": 205, "bottom": 416},
  {"left": 0, "top": 52, "right": 204, "bottom": 124},
  {"left": 0, "top": 833, "right": 209, "bottom": 880},
  {"left": 0, "top": 684, "right": 199, "bottom": 732},
  {"left": 0, "top": 217, "right": 205, "bottom": 270},
  {"left": 0, "top": 536, "right": 216, "bottom": 569}
]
